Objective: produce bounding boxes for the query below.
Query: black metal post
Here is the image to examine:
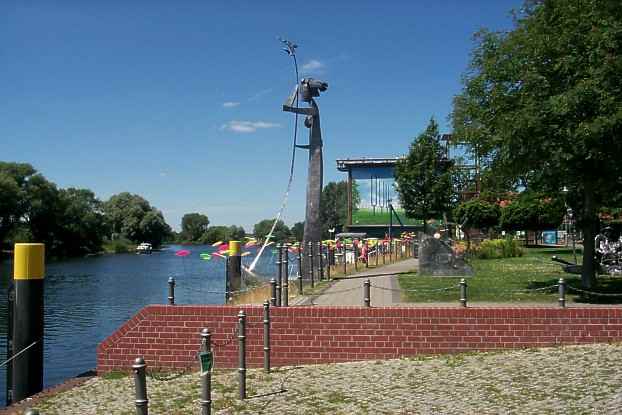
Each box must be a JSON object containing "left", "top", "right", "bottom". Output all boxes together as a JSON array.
[
  {"left": 558, "top": 278, "right": 566, "bottom": 308},
  {"left": 308, "top": 242, "right": 315, "bottom": 288},
  {"left": 459, "top": 279, "right": 468, "bottom": 307},
  {"left": 342, "top": 245, "right": 347, "bottom": 275},
  {"left": 133, "top": 357, "right": 148, "bottom": 415},
  {"left": 364, "top": 279, "right": 371, "bottom": 307},
  {"left": 270, "top": 279, "right": 277, "bottom": 307},
  {"left": 326, "top": 246, "right": 331, "bottom": 279},
  {"left": 365, "top": 240, "right": 369, "bottom": 268},
  {"left": 283, "top": 245, "right": 289, "bottom": 307},
  {"left": 276, "top": 244, "right": 282, "bottom": 307},
  {"left": 298, "top": 275, "right": 303, "bottom": 295},
  {"left": 263, "top": 301, "right": 270, "bottom": 372},
  {"left": 238, "top": 310, "right": 246, "bottom": 400},
  {"left": 6, "top": 284, "right": 14, "bottom": 406},
  {"left": 354, "top": 242, "right": 359, "bottom": 271},
  {"left": 200, "top": 329, "right": 211, "bottom": 415},
  {"left": 12, "top": 244, "right": 45, "bottom": 403},
  {"left": 167, "top": 276, "right": 175, "bottom": 305},
  {"left": 318, "top": 242, "right": 324, "bottom": 281}
]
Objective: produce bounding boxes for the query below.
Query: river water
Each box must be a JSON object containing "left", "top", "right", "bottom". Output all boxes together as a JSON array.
[{"left": 0, "top": 244, "right": 289, "bottom": 406}]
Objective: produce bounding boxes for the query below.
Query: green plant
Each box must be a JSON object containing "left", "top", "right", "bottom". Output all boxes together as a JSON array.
[{"left": 475, "top": 238, "right": 523, "bottom": 259}]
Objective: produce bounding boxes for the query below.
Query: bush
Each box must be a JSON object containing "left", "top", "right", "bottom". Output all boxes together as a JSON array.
[
  {"left": 103, "top": 238, "right": 133, "bottom": 254},
  {"left": 475, "top": 237, "right": 523, "bottom": 259}
]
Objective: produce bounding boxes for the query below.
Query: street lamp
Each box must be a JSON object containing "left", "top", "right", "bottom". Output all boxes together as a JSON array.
[{"left": 562, "top": 186, "right": 577, "bottom": 263}]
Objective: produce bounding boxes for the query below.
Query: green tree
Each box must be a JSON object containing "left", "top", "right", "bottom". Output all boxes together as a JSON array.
[
  {"left": 291, "top": 221, "right": 305, "bottom": 242},
  {"left": 103, "top": 192, "right": 171, "bottom": 246},
  {"left": 395, "top": 118, "right": 454, "bottom": 233},
  {"left": 453, "top": 198, "right": 501, "bottom": 246},
  {"left": 23, "top": 174, "right": 62, "bottom": 249},
  {"left": 452, "top": 0, "right": 622, "bottom": 287},
  {"left": 200, "top": 226, "right": 230, "bottom": 244},
  {"left": 54, "top": 188, "right": 107, "bottom": 256},
  {"left": 320, "top": 181, "right": 350, "bottom": 239},
  {"left": 500, "top": 193, "right": 564, "bottom": 234},
  {"left": 0, "top": 162, "right": 36, "bottom": 248},
  {"left": 253, "top": 219, "right": 290, "bottom": 242},
  {"left": 181, "top": 213, "right": 210, "bottom": 242},
  {"left": 227, "top": 225, "right": 246, "bottom": 241}
]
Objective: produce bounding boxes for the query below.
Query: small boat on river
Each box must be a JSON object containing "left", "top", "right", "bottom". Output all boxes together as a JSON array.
[{"left": 136, "top": 242, "right": 153, "bottom": 254}]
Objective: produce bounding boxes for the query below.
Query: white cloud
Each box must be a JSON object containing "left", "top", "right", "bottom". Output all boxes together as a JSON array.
[
  {"left": 221, "top": 120, "right": 281, "bottom": 133},
  {"left": 301, "top": 59, "right": 325, "bottom": 73},
  {"left": 248, "top": 88, "right": 272, "bottom": 102},
  {"left": 223, "top": 101, "right": 240, "bottom": 108}
]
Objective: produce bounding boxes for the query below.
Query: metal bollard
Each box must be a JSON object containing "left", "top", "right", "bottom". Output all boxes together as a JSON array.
[
  {"left": 558, "top": 278, "right": 566, "bottom": 308},
  {"left": 283, "top": 245, "right": 289, "bottom": 307},
  {"left": 459, "top": 279, "right": 468, "bottom": 307},
  {"left": 167, "top": 276, "right": 175, "bottom": 305},
  {"left": 364, "top": 279, "right": 371, "bottom": 307},
  {"left": 318, "top": 242, "right": 324, "bottom": 281},
  {"left": 133, "top": 357, "right": 148, "bottom": 415},
  {"left": 298, "top": 275, "right": 303, "bottom": 295},
  {"left": 270, "top": 279, "right": 277, "bottom": 306},
  {"left": 326, "top": 246, "right": 331, "bottom": 279},
  {"left": 237, "top": 310, "right": 246, "bottom": 400},
  {"left": 308, "top": 242, "right": 315, "bottom": 287},
  {"left": 200, "top": 329, "right": 211, "bottom": 415},
  {"left": 276, "top": 244, "right": 282, "bottom": 307},
  {"left": 263, "top": 301, "right": 270, "bottom": 372}
]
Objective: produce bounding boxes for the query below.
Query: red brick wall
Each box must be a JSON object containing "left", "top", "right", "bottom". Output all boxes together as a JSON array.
[{"left": 96, "top": 305, "right": 622, "bottom": 373}]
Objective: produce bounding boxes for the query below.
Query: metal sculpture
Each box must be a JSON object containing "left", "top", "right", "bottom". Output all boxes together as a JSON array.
[{"left": 282, "top": 40, "right": 328, "bottom": 278}]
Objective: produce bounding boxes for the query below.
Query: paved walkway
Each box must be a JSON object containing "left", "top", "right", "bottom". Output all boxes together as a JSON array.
[{"left": 296, "top": 258, "right": 418, "bottom": 306}]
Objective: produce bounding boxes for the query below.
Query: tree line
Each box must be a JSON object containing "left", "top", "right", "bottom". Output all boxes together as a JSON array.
[
  {"left": 177, "top": 180, "right": 350, "bottom": 244},
  {"left": 0, "top": 162, "right": 172, "bottom": 257}
]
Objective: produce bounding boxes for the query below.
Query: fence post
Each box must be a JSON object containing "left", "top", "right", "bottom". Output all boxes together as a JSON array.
[
  {"left": 318, "top": 242, "right": 324, "bottom": 281},
  {"left": 308, "top": 242, "right": 315, "bottom": 288},
  {"left": 200, "top": 329, "right": 211, "bottom": 415},
  {"left": 238, "top": 310, "right": 246, "bottom": 399},
  {"left": 283, "top": 244, "right": 289, "bottom": 307},
  {"left": 326, "top": 245, "right": 332, "bottom": 279},
  {"left": 459, "top": 279, "right": 468, "bottom": 307},
  {"left": 263, "top": 301, "right": 270, "bottom": 372},
  {"left": 297, "top": 243, "right": 302, "bottom": 280},
  {"left": 276, "top": 244, "right": 282, "bottom": 307},
  {"left": 132, "top": 357, "right": 148, "bottom": 415},
  {"left": 364, "top": 279, "right": 371, "bottom": 307},
  {"left": 343, "top": 245, "right": 347, "bottom": 275},
  {"left": 270, "top": 279, "right": 277, "bottom": 306},
  {"left": 298, "top": 275, "right": 303, "bottom": 295},
  {"left": 354, "top": 242, "right": 359, "bottom": 271},
  {"left": 558, "top": 278, "right": 566, "bottom": 308},
  {"left": 167, "top": 276, "right": 175, "bottom": 305}
]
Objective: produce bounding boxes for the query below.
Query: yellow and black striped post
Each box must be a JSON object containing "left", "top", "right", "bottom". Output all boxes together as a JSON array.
[
  {"left": 227, "top": 241, "right": 242, "bottom": 293},
  {"left": 12, "top": 243, "right": 45, "bottom": 403}
]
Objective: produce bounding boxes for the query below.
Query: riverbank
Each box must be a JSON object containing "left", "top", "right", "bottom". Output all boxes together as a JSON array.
[{"left": 10, "top": 342, "right": 622, "bottom": 414}]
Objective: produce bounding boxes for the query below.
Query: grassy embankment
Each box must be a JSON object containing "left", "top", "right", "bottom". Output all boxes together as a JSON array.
[{"left": 399, "top": 247, "right": 622, "bottom": 304}]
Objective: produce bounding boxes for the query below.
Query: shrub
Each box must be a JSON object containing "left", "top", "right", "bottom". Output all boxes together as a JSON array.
[{"left": 475, "top": 237, "right": 523, "bottom": 259}]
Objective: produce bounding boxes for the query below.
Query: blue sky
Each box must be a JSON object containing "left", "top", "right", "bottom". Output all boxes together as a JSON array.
[{"left": 1, "top": 1, "right": 520, "bottom": 231}]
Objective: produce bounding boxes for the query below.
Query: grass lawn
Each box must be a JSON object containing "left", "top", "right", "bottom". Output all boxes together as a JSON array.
[
  {"left": 398, "top": 247, "right": 622, "bottom": 304},
  {"left": 352, "top": 207, "right": 421, "bottom": 225}
]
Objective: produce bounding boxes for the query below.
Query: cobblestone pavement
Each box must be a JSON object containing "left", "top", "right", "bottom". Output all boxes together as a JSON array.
[{"left": 18, "top": 343, "right": 622, "bottom": 414}]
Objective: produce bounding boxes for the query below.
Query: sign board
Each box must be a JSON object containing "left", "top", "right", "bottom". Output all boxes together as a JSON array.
[
  {"left": 542, "top": 231, "right": 558, "bottom": 245},
  {"left": 198, "top": 351, "right": 213, "bottom": 375}
]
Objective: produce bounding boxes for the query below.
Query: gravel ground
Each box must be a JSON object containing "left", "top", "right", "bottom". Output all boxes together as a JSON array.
[{"left": 15, "top": 343, "right": 622, "bottom": 414}]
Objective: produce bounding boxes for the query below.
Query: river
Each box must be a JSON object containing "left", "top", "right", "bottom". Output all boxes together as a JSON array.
[{"left": 0, "top": 244, "right": 291, "bottom": 406}]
